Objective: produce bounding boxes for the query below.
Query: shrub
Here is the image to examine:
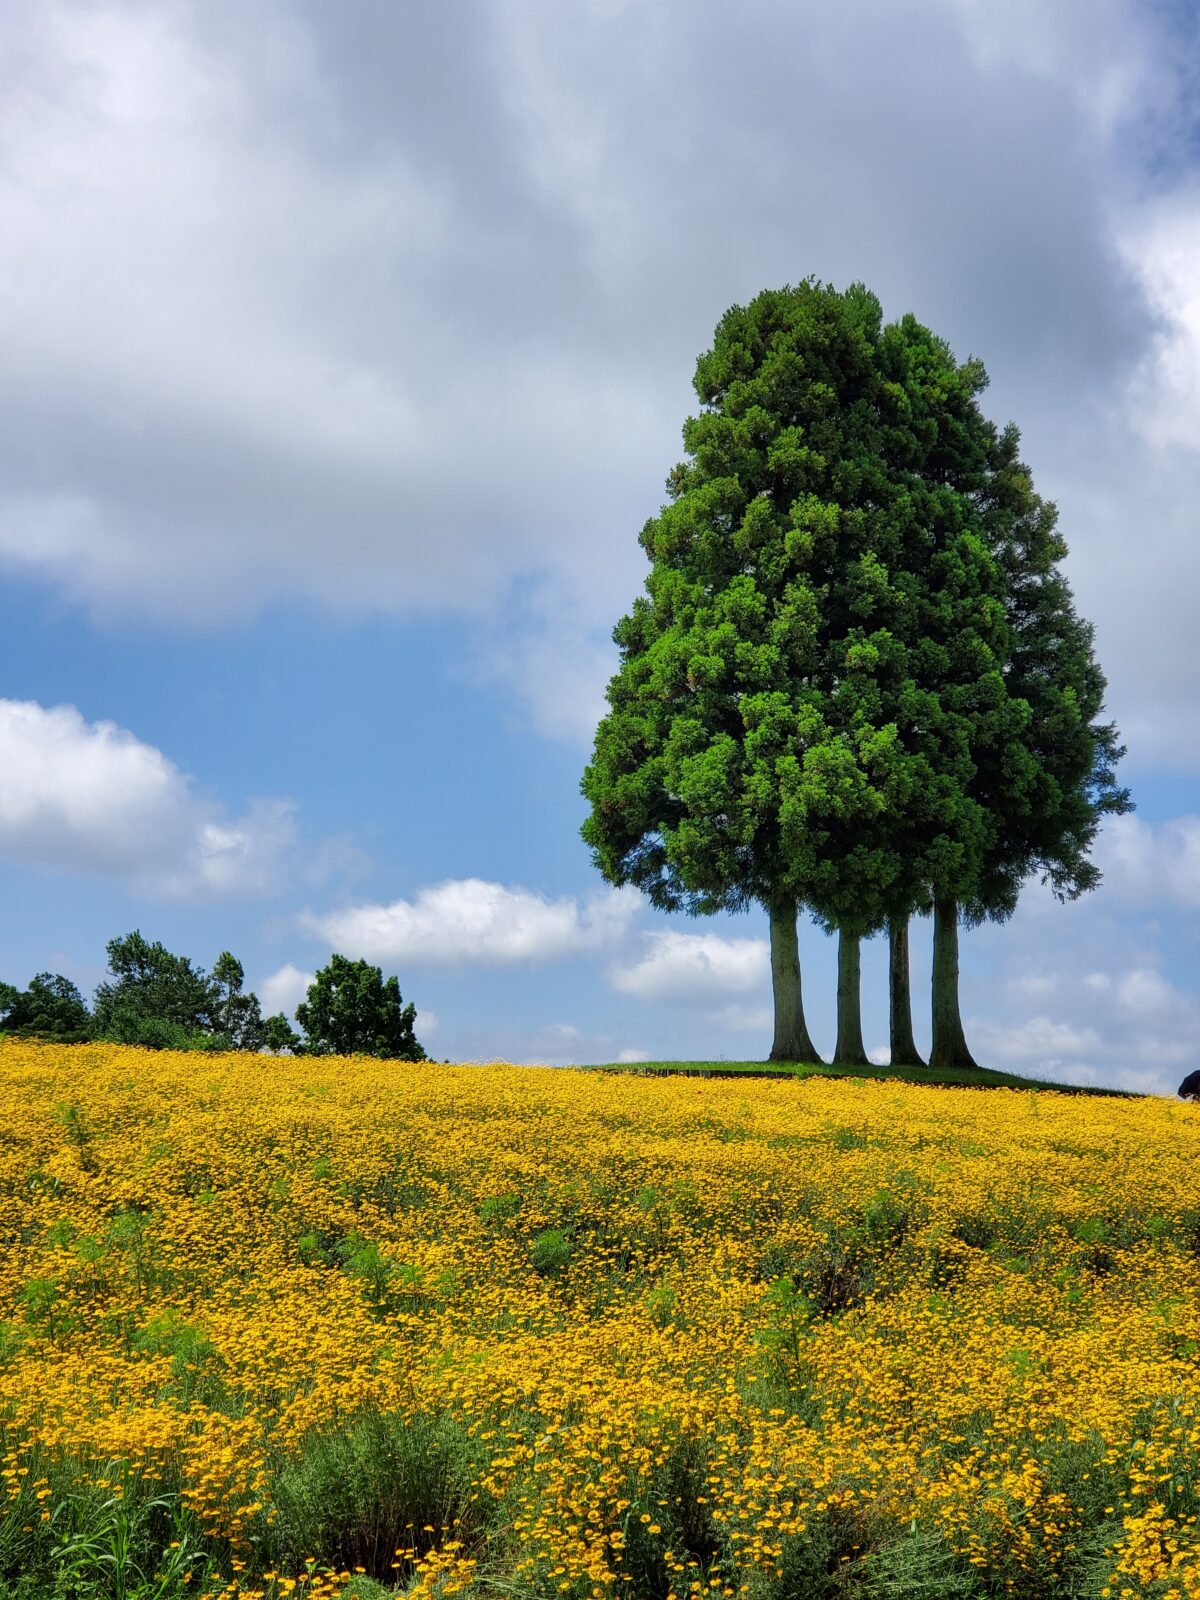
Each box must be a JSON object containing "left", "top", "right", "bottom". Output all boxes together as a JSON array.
[
  {"left": 263, "top": 1408, "right": 487, "bottom": 1580},
  {"left": 529, "top": 1227, "right": 572, "bottom": 1277}
]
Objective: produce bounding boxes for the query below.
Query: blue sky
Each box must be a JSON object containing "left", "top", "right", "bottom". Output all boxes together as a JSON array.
[{"left": 3, "top": 0, "right": 1200, "bottom": 1092}]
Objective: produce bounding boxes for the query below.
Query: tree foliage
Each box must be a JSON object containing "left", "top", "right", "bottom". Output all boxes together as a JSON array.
[
  {"left": 211, "top": 952, "right": 267, "bottom": 1052},
  {"left": 295, "top": 954, "right": 426, "bottom": 1061},
  {"left": 262, "top": 1012, "right": 302, "bottom": 1054},
  {"left": 93, "top": 931, "right": 221, "bottom": 1049},
  {"left": 583, "top": 282, "right": 920, "bottom": 933},
  {"left": 0, "top": 973, "right": 93, "bottom": 1043},
  {"left": 582, "top": 280, "right": 1129, "bottom": 1063},
  {"left": 91, "top": 931, "right": 271, "bottom": 1052}
]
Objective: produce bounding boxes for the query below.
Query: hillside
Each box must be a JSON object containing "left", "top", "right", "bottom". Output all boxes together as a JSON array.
[{"left": 0, "top": 1038, "right": 1195, "bottom": 1599}]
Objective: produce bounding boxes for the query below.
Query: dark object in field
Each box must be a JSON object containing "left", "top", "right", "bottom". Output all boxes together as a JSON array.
[{"left": 1178, "top": 1070, "right": 1200, "bottom": 1100}]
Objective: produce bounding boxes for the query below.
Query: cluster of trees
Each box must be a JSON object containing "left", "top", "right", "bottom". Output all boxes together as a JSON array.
[
  {"left": 0, "top": 934, "right": 425, "bottom": 1061},
  {"left": 582, "top": 280, "right": 1130, "bottom": 1068}
]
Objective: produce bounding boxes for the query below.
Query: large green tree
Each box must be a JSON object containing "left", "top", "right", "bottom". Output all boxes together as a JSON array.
[
  {"left": 877, "top": 318, "right": 1130, "bottom": 1068},
  {"left": 583, "top": 282, "right": 1127, "bottom": 1069},
  {"left": 296, "top": 954, "right": 426, "bottom": 1061},
  {"left": 582, "top": 282, "right": 977, "bottom": 1062}
]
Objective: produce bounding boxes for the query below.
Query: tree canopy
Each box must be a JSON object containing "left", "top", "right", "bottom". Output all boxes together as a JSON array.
[
  {"left": 211, "top": 952, "right": 268, "bottom": 1052},
  {"left": 0, "top": 973, "right": 92, "bottom": 1043},
  {"left": 582, "top": 280, "right": 1128, "bottom": 1064},
  {"left": 295, "top": 954, "right": 426, "bottom": 1061},
  {"left": 92, "top": 931, "right": 223, "bottom": 1050}
]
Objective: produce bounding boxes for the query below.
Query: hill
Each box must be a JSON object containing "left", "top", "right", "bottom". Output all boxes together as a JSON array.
[
  {"left": 586, "top": 1056, "right": 1134, "bottom": 1094},
  {"left": 0, "top": 1037, "right": 1189, "bottom": 1600}
]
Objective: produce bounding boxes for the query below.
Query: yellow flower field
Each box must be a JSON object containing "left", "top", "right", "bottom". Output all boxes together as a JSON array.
[{"left": 2, "top": 1039, "right": 1200, "bottom": 1600}]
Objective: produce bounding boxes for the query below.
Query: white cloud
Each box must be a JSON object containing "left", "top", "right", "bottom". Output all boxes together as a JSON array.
[
  {"left": 301, "top": 878, "right": 639, "bottom": 966},
  {"left": 1118, "top": 187, "right": 1200, "bottom": 453},
  {"left": 0, "top": 698, "right": 301, "bottom": 897},
  {"left": 609, "top": 931, "right": 769, "bottom": 1002},
  {"left": 1006, "top": 971, "right": 1060, "bottom": 1003},
  {"left": 704, "top": 1002, "right": 776, "bottom": 1034},
  {"left": 1112, "top": 968, "right": 1200, "bottom": 1064},
  {"left": 617, "top": 1047, "right": 650, "bottom": 1063},
  {"left": 466, "top": 579, "right": 616, "bottom": 743},
  {"left": 967, "top": 1015, "right": 1104, "bottom": 1063},
  {"left": 964, "top": 889, "right": 1200, "bottom": 1093},
  {"left": 1095, "top": 814, "right": 1200, "bottom": 908},
  {"left": 258, "top": 963, "right": 314, "bottom": 1019},
  {"left": 0, "top": 0, "right": 1188, "bottom": 760},
  {"left": 1114, "top": 966, "right": 1176, "bottom": 1015},
  {"left": 416, "top": 1008, "right": 439, "bottom": 1037}
]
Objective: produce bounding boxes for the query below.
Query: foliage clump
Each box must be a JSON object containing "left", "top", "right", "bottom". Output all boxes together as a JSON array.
[{"left": 1, "top": 935, "right": 428, "bottom": 1063}]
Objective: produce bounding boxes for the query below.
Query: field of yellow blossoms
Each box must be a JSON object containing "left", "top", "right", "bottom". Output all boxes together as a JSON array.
[{"left": 2, "top": 1040, "right": 1200, "bottom": 1600}]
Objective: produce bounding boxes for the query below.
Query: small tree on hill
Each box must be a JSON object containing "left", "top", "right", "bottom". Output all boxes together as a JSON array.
[
  {"left": 262, "top": 1012, "right": 302, "bottom": 1054},
  {"left": 93, "top": 931, "right": 220, "bottom": 1048},
  {"left": 211, "top": 952, "right": 267, "bottom": 1051},
  {"left": 0, "top": 974, "right": 93, "bottom": 1043},
  {"left": 92, "top": 931, "right": 270, "bottom": 1051},
  {"left": 295, "top": 955, "right": 426, "bottom": 1061}
]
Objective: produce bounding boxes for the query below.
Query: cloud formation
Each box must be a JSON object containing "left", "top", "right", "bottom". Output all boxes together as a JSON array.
[
  {"left": 301, "top": 878, "right": 639, "bottom": 966},
  {"left": 258, "top": 963, "right": 315, "bottom": 1019},
  {"left": 608, "top": 932, "right": 769, "bottom": 1003},
  {"left": 1094, "top": 814, "right": 1200, "bottom": 908},
  {"left": 2, "top": 0, "right": 1197, "bottom": 759},
  {"left": 0, "top": 698, "right": 302, "bottom": 897}
]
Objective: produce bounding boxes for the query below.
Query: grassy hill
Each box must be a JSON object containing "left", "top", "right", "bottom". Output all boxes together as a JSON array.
[
  {"left": 586, "top": 1056, "right": 1135, "bottom": 1094},
  {"left": 0, "top": 1038, "right": 1176, "bottom": 1600}
]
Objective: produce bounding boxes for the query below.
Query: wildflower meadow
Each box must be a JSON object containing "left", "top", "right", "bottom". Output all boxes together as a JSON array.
[{"left": 2, "top": 1039, "right": 1199, "bottom": 1599}]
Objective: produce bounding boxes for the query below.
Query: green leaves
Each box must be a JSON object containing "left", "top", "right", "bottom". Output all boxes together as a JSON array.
[
  {"left": 295, "top": 954, "right": 426, "bottom": 1062},
  {"left": 0, "top": 972, "right": 93, "bottom": 1043},
  {"left": 582, "top": 276, "right": 1129, "bottom": 1055}
]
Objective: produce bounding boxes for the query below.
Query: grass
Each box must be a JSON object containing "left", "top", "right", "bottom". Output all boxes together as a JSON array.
[{"left": 584, "top": 1057, "right": 1135, "bottom": 1094}]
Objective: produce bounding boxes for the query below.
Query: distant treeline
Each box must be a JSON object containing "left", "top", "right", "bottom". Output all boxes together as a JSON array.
[{"left": 0, "top": 932, "right": 425, "bottom": 1061}]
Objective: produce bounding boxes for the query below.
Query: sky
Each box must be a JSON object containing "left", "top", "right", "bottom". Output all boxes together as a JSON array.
[{"left": 2, "top": 0, "right": 1200, "bottom": 1093}]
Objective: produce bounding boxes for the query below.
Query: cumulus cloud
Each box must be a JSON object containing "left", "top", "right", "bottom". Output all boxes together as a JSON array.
[
  {"left": 608, "top": 932, "right": 769, "bottom": 1003},
  {"left": 0, "top": 698, "right": 304, "bottom": 897},
  {"left": 1094, "top": 813, "right": 1200, "bottom": 908},
  {"left": 617, "top": 1047, "right": 650, "bottom": 1063},
  {"left": 301, "top": 878, "right": 639, "bottom": 965},
  {"left": 1118, "top": 188, "right": 1200, "bottom": 453},
  {"left": 968, "top": 1016, "right": 1104, "bottom": 1064},
  {"left": 258, "top": 963, "right": 315, "bottom": 1019},
  {"left": 2, "top": 0, "right": 1195, "bottom": 757},
  {"left": 962, "top": 883, "right": 1200, "bottom": 1091}
]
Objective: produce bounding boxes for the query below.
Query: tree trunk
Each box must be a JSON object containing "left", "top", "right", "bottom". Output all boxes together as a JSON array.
[
  {"left": 929, "top": 897, "right": 978, "bottom": 1069},
  {"left": 833, "top": 928, "right": 869, "bottom": 1067},
  {"left": 768, "top": 901, "right": 822, "bottom": 1063},
  {"left": 888, "top": 914, "right": 926, "bottom": 1068}
]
